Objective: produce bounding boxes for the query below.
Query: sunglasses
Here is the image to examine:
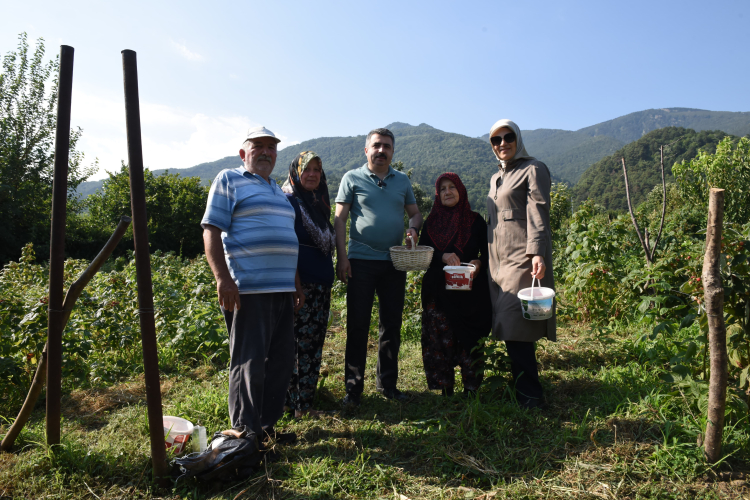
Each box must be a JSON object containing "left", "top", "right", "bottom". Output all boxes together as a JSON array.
[{"left": 490, "top": 132, "right": 517, "bottom": 146}]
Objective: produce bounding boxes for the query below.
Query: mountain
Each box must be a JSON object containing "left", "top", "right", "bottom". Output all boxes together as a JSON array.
[
  {"left": 479, "top": 108, "right": 750, "bottom": 184},
  {"left": 577, "top": 108, "right": 750, "bottom": 143},
  {"left": 76, "top": 108, "right": 750, "bottom": 211},
  {"left": 75, "top": 156, "right": 241, "bottom": 198},
  {"left": 572, "top": 127, "right": 729, "bottom": 210}
]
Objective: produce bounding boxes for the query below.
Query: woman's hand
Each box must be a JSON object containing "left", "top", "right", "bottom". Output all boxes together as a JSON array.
[
  {"left": 469, "top": 259, "right": 481, "bottom": 279},
  {"left": 531, "top": 255, "right": 546, "bottom": 280},
  {"left": 442, "top": 253, "right": 460, "bottom": 266}
]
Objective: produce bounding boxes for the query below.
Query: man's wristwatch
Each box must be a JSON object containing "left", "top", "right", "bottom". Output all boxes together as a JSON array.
[{"left": 409, "top": 226, "right": 420, "bottom": 237}]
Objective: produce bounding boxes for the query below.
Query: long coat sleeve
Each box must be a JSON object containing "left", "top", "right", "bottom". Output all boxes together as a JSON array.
[{"left": 486, "top": 158, "right": 556, "bottom": 342}]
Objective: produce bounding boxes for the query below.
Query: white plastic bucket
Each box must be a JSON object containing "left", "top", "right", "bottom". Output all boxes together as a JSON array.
[
  {"left": 517, "top": 277, "right": 555, "bottom": 320},
  {"left": 443, "top": 263, "right": 475, "bottom": 291},
  {"left": 163, "top": 416, "right": 194, "bottom": 455}
]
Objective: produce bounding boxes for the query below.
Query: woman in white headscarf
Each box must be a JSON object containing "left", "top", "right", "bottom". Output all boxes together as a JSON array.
[{"left": 486, "top": 119, "right": 556, "bottom": 409}]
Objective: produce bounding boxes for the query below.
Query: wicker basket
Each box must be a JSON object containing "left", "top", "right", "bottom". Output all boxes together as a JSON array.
[{"left": 390, "top": 237, "right": 434, "bottom": 271}]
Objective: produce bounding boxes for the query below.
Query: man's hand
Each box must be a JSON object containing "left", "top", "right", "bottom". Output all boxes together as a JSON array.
[
  {"left": 531, "top": 255, "right": 546, "bottom": 280},
  {"left": 405, "top": 228, "right": 418, "bottom": 249},
  {"left": 405, "top": 204, "right": 422, "bottom": 249},
  {"left": 337, "top": 255, "right": 353, "bottom": 284},
  {"left": 217, "top": 277, "right": 241, "bottom": 312},
  {"left": 204, "top": 225, "right": 241, "bottom": 311},
  {"left": 442, "top": 252, "right": 460, "bottom": 266},
  {"left": 469, "top": 259, "right": 482, "bottom": 279}
]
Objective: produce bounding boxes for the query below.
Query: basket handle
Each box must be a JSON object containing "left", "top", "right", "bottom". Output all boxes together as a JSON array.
[{"left": 407, "top": 233, "right": 415, "bottom": 251}]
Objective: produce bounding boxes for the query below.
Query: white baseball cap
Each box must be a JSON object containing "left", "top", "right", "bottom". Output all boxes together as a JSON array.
[{"left": 243, "top": 126, "right": 280, "bottom": 144}]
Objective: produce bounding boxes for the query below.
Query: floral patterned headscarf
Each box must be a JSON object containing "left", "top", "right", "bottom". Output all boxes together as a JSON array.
[{"left": 281, "top": 151, "right": 335, "bottom": 255}]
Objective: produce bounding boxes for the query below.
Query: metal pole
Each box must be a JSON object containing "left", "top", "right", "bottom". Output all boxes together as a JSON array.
[
  {"left": 46, "top": 45, "right": 74, "bottom": 446},
  {"left": 121, "top": 49, "right": 168, "bottom": 482}
]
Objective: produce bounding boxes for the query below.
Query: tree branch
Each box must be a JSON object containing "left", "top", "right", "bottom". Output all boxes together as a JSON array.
[{"left": 622, "top": 157, "right": 652, "bottom": 265}]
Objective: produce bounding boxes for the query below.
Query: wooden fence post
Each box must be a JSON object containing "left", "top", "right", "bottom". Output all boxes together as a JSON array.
[{"left": 703, "top": 188, "right": 727, "bottom": 464}]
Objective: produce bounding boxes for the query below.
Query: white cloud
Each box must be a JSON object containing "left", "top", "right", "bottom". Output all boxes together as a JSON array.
[
  {"left": 169, "top": 39, "right": 204, "bottom": 62},
  {"left": 70, "top": 89, "right": 297, "bottom": 181}
]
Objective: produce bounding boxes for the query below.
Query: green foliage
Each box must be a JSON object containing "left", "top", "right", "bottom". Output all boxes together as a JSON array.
[
  {"left": 81, "top": 164, "right": 209, "bottom": 258},
  {"left": 550, "top": 182, "right": 572, "bottom": 234},
  {"left": 573, "top": 127, "right": 729, "bottom": 211},
  {"left": 0, "top": 248, "right": 226, "bottom": 403},
  {"left": 673, "top": 136, "right": 750, "bottom": 225},
  {"left": 0, "top": 33, "right": 95, "bottom": 264},
  {"left": 391, "top": 160, "right": 433, "bottom": 218}
]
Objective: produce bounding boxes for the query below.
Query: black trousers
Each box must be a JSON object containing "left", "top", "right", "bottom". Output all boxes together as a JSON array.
[
  {"left": 505, "top": 340, "right": 543, "bottom": 401},
  {"left": 222, "top": 293, "right": 295, "bottom": 436},
  {"left": 345, "top": 259, "right": 406, "bottom": 396}
]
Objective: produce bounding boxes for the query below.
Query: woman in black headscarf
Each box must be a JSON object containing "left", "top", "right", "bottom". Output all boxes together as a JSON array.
[
  {"left": 281, "top": 151, "right": 336, "bottom": 417},
  {"left": 418, "top": 172, "right": 492, "bottom": 397}
]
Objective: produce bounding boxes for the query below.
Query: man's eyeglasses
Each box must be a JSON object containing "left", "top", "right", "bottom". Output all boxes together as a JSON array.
[{"left": 490, "top": 132, "right": 517, "bottom": 146}]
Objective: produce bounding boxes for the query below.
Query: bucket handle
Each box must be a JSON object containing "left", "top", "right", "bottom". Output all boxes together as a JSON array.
[
  {"left": 531, "top": 276, "right": 540, "bottom": 297},
  {"left": 459, "top": 262, "right": 476, "bottom": 269}
]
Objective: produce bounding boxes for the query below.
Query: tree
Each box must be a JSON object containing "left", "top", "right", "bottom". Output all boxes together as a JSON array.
[
  {"left": 673, "top": 136, "right": 750, "bottom": 225},
  {"left": 392, "top": 160, "right": 434, "bottom": 217},
  {"left": 84, "top": 165, "right": 209, "bottom": 258},
  {"left": 0, "top": 33, "right": 94, "bottom": 264}
]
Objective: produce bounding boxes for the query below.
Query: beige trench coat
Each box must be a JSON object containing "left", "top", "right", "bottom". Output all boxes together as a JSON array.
[{"left": 486, "top": 158, "right": 556, "bottom": 342}]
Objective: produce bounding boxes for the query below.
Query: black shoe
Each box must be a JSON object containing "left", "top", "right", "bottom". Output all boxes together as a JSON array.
[
  {"left": 518, "top": 396, "right": 544, "bottom": 410},
  {"left": 341, "top": 393, "right": 361, "bottom": 407},
  {"left": 380, "top": 387, "right": 409, "bottom": 401},
  {"left": 262, "top": 428, "right": 297, "bottom": 445}
]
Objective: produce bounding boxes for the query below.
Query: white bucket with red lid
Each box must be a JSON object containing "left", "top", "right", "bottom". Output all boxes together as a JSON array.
[
  {"left": 163, "top": 416, "right": 194, "bottom": 455},
  {"left": 517, "top": 277, "right": 555, "bottom": 320},
  {"left": 443, "top": 263, "right": 475, "bottom": 291}
]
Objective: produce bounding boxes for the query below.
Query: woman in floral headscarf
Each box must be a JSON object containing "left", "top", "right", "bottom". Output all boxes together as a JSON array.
[
  {"left": 281, "top": 151, "right": 336, "bottom": 417},
  {"left": 418, "top": 172, "right": 492, "bottom": 397}
]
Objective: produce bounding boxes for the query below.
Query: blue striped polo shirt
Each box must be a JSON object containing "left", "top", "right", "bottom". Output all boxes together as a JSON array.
[{"left": 201, "top": 167, "right": 298, "bottom": 294}]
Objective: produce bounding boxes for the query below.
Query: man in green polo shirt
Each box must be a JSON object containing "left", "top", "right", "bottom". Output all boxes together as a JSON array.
[{"left": 334, "top": 128, "right": 423, "bottom": 406}]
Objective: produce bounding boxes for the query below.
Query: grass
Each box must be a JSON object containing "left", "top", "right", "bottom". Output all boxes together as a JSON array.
[{"left": 1, "top": 317, "right": 749, "bottom": 499}]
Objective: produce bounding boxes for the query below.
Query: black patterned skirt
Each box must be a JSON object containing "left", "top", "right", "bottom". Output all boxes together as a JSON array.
[{"left": 286, "top": 283, "right": 332, "bottom": 411}]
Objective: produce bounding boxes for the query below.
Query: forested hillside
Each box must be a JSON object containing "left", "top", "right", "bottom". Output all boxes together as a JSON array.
[
  {"left": 572, "top": 127, "right": 729, "bottom": 210},
  {"left": 578, "top": 107, "right": 750, "bottom": 143}
]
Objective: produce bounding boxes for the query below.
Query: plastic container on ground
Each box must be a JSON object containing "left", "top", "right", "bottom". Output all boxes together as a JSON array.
[
  {"left": 443, "top": 263, "right": 475, "bottom": 291},
  {"left": 163, "top": 416, "right": 194, "bottom": 455},
  {"left": 517, "top": 277, "right": 555, "bottom": 320}
]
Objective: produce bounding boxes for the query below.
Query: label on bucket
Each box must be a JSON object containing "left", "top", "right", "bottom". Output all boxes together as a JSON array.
[
  {"left": 520, "top": 298, "right": 554, "bottom": 320},
  {"left": 443, "top": 265, "right": 474, "bottom": 291}
]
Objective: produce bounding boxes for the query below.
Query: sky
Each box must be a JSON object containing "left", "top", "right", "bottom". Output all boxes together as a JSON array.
[{"left": 2, "top": 0, "right": 749, "bottom": 180}]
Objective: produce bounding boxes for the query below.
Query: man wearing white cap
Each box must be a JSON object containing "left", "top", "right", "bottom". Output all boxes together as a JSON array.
[{"left": 201, "top": 126, "right": 305, "bottom": 445}]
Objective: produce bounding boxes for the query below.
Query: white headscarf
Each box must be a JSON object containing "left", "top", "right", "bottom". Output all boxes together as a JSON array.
[{"left": 489, "top": 119, "right": 535, "bottom": 167}]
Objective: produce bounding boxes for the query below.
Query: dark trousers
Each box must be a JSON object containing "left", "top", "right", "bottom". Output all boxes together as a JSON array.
[
  {"left": 505, "top": 340, "right": 543, "bottom": 401},
  {"left": 222, "top": 293, "right": 295, "bottom": 436},
  {"left": 345, "top": 259, "right": 406, "bottom": 396}
]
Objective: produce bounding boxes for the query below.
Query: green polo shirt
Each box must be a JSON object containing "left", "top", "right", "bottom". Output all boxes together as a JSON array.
[{"left": 336, "top": 164, "right": 417, "bottom": 261}]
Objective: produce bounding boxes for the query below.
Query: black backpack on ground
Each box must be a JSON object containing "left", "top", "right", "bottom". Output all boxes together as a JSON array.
[{"left": 172, "top": 426, "right": 262, "bottom": 483}]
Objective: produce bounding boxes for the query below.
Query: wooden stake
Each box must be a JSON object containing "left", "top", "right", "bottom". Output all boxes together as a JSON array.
[{"left": 703, "top": 188, "right": 727, "bottom": 464}]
